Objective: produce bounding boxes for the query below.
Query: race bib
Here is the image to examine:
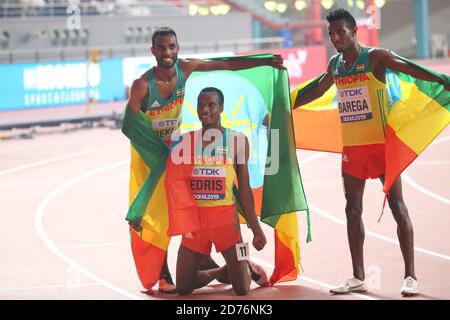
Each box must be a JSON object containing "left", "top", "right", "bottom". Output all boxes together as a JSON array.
[
  {"left": 337, "top": 86, "right": 373, "bottom": 123},
  {"left": 151, "top": 118, "right": 179, "bottom": 140},
  {"left": 190, "top": 166, "right": 226, "bottom": 201}
]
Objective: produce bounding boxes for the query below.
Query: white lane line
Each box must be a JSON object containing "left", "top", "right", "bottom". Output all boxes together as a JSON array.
[
  {"left": 35, "top": 160, "right": 143, "bottom": 300},
  {"left": 57, "top": 237, "right": 182, "bottom": 249},
  {"left": 402, "top": 136, "right": 450, "bottom": 205},
  {"left": 0, "top": 144, "right": 127, "bottom": 177},
  {"left": 414, "top": 160, "right": 450, "bottom": 166},
  {"left": 304, "top": 181, "right": 340, "bottom": 186},
  {"left": 402, "top": 173, "right": 450, "bottom": 205},
  {"left": 298, "top": 152, "right": 450, "bottom": 261},
  {"left": 309, "top": 203, "right": 450, "bottom": 261},
  {"left": 0, "top": 283, "right": 100, "bottom": 292},
  {"left": 429, "top": 135, "right": 450, "bottom": 147},
  {"left": 251, "top": 257, "right": 377, "bottom": 300},
  {"left": 0, "top": 176, "right": 129, "bottom": 188},
  {"left": 57, "top": 242, "right": 129, "bottom": 249}
]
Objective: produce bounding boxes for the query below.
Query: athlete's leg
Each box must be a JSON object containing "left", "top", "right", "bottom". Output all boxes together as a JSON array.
[
  {"left": 379, "top": 175, "right": 416, "bottom": 279},
  {"left": 199, "top": 254, "right": 230, "bottom": 284},
  {"left": 159, "top": 252, "right": 174, "bottom": 284},
  {"left": 221, "top": 242, "right": 251, "bottom": 296},
  {"left": 176, "top": 245, "right": 227, "bottom": 295},
  {"left": 342, "top": 172, "right": 366, "bottom": 281},
  {"left": 199, "top": 255, "right": 220, "bottom": 269}
]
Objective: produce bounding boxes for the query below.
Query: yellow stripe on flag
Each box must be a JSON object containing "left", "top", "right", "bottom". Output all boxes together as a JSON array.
[
  {"left": 130, "top": 146, "right": 170, "bottom": 251},
  {"left": 388, "top": 81, "right": 450, "bottom": 154}
]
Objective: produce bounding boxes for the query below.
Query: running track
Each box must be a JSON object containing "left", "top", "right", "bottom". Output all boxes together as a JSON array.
[{"left": 1, "top": 126, "right": 449, "bottom": 300}]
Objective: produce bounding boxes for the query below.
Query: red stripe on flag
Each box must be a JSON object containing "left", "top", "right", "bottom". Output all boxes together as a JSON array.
[
  {"left": 384, "top": 125, "right": 418, "bottom": 193},
  {"left": 130, "top": 228, "right": 166, "bottom": 291},
  {"left": 269, "top": 230, "right": 298, "bottom": 285}
]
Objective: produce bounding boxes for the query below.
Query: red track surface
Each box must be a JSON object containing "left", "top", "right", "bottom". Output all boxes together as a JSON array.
[{"left": 1, "top": 126, "right": 449, "bottom": 300}]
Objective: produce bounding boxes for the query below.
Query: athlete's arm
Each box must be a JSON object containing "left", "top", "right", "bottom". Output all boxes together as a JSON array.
[
  {"left": 128, "top": 76, "right": 149, "bottom": 115},
  {"left": 180, "top": 54, "right": 284, "bottom": 79},
  {"left": 373, "top": 49, "right": 449, "bottom": 90},
  {"left": 293, "top": 57, "right": 335, "bottom": 109},
  {"left": 235, "top": 133, "right": 267, "bottom": 251}
]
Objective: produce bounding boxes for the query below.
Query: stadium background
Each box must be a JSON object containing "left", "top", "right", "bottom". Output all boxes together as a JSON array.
[{"left": 1, "top": 0, "right": 449, "bottom": 301}]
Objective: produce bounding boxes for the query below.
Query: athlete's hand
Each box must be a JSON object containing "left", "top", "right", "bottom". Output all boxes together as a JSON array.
[
  {"left": 443, "top": 81, "right": 450, "bottom": 91},
  {"left": 252, "top": 230, "right": 267, "bottom": 251},
  {"left": 270, "top": 54, "right": 285, "bottom": 70}
]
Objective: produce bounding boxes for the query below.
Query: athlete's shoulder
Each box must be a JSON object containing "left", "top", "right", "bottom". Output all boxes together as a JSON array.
[
  {"left": 368, "top": 47, "right": 391, "bottom": 58},
  {"left": 368, "top": 47, "right": 394, "bottom": 66},
  {"left": 179, "top": 58, "right": 199, "bottom": 79},
  {"left": 131, "top": 74, "right": 149, "bottom": 96},
  {"left": 134, "top": 71, "right": 149, "bottom": 88},
  {"left": 179, "top": 58, "right": 195, "bottom": 65}
]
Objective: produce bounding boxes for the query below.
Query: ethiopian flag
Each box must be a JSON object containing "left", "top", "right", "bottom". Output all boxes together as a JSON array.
[
  {"left": 122, "top": 109, "right": 170, "bottom": 292},
  {"left": 291, "top": 54, "right": 450, "bottom": 194},
  {"left": 122, "top": 54, "right": 309, "bottom": 290}
]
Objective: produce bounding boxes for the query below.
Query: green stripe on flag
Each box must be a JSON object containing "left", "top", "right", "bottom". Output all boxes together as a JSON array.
[{"left": 391, "top": 54, "right": 450, "bottom": 110}]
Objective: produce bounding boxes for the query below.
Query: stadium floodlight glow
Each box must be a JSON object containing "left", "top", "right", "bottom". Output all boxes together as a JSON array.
[
  {"left": 295, "top": 0, "right": 307, "bottom": 11},
  {"left": 210, "top": 5, "right": 229, "bottom": 15},
  {"left": 356, "top": 0, "right": 365, "bottom": 9},
  {"left": 375, "top": 0, "right": 386, "bottom": 8},
  {"left": 276, "top": 2, "right": 288, "bottom": 13},
  {"left": 219, "top": 4, "right": 231, "bottom": 14},
  {"left": 264, "top": 0, "right": 277, "bottom": 12},
  {"left": 347, "top": 0, "right": 354, "bottom": 7},
  {"left": 210, "top": 5, "right": 219, "bottom": 15},
  {"left": 320, "top": 0, "right": 334, "bottom": 10},
  {"left": 198, "top": 6, "right": 209, "bottom": 15},
  {"left": 188, "top": 3, "right": 198, "bottom": 15}
]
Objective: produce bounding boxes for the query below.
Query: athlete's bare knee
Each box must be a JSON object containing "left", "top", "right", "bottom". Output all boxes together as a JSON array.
[
  {"left": 345, "top": 204, "right": 362, "bottom": 221},
  {"left": 388, "top": 199, "right": 409, "bottom": 220},
  {"left": 176, "top": 277, "right": 194, "bottom": 295}
]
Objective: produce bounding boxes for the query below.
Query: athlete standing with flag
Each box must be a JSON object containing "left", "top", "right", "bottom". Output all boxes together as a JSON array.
[
  {"left": 126, "top": 27, "right": 283, "bottom": 294},
  {"left": 293, "top": 9, "right": 448, "bottom": 296}
]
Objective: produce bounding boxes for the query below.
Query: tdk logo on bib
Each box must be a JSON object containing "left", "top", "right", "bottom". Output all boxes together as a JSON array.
[
  {"left": 151, "top": 118, "right": 179, "bottom": 139},
  {"left": 337, "top": 86, "right": 373, "bottom": 123},
  {"left": 192, "top": 168, "right": 222, "bottom": 176},
  {"left": 190, "top": 166, "right": 226, "bottom": 201},
  {"left": 340, "top": 88, "right": 362, "bottom": 98},
  {"left": 156, "top": 119, "right": 178, "bottom": 128}
]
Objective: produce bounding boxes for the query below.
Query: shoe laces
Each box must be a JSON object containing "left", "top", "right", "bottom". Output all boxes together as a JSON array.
[
  {"left": 344, "top": 278, "right": 353, "bottom": 288},
  {"left": 405, "top": 277, "right": 415, "bottom": 287}
]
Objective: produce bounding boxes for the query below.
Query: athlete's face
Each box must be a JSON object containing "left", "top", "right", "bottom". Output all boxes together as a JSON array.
[
  {"left": 328, "top": 19, "right": 357, "bottom": 53},
  {"left": 151, "top": 34, "right": 179, "bottom": 69},
  {"left": 197, "top": 91, "right": 223, "bottom": 128}
]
